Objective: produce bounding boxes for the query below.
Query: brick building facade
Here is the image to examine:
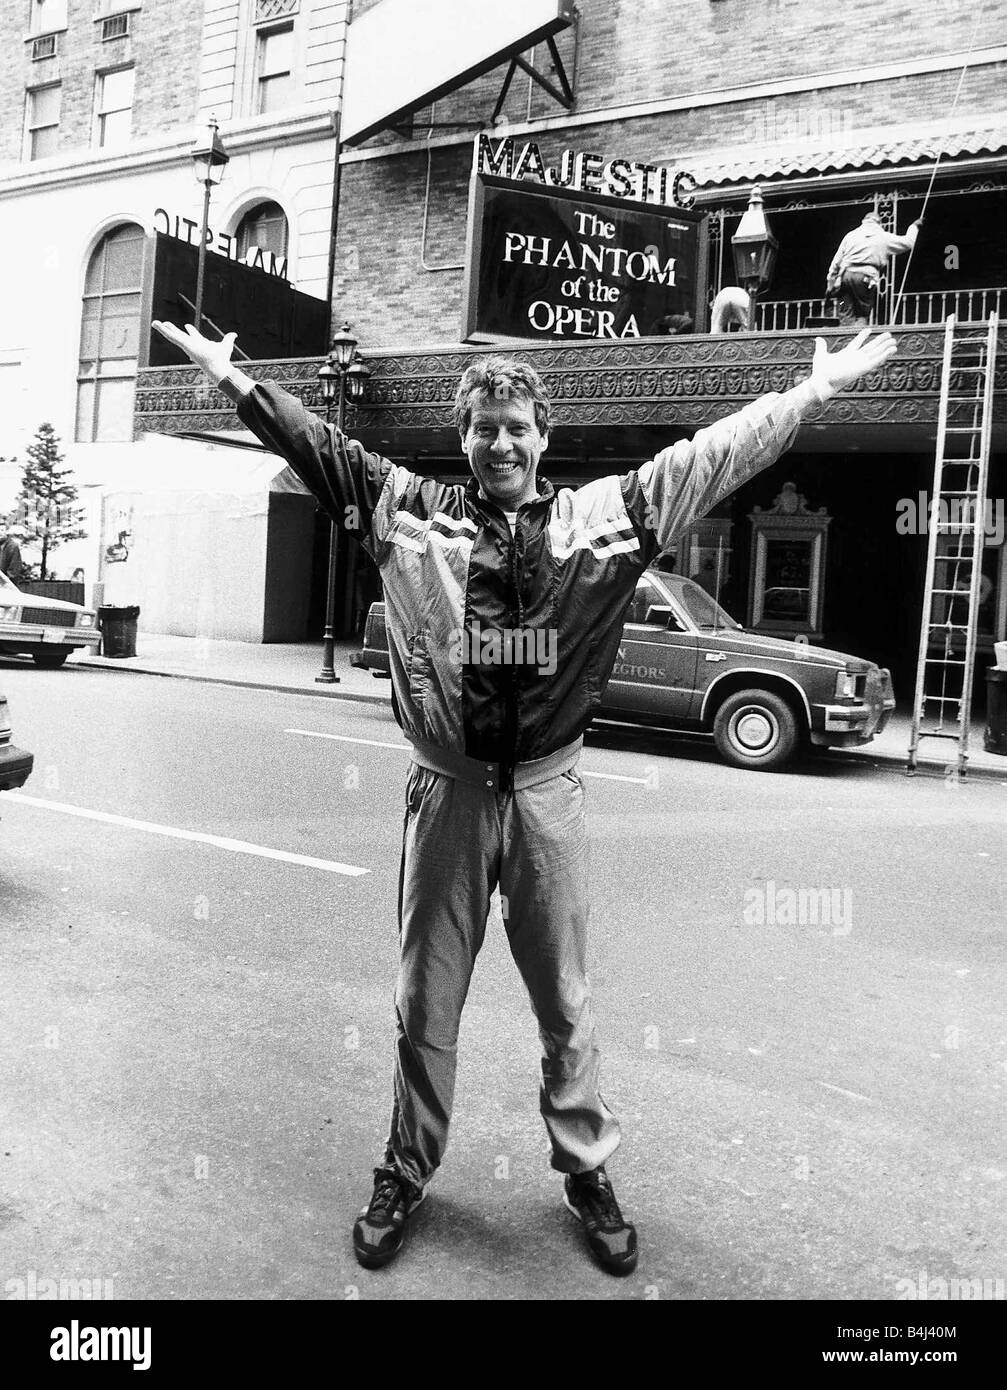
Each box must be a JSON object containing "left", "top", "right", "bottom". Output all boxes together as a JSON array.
[
  {"left": 284, "top": 0, "right": 1002, "bottom": 691},
  {"left": 1, "top": 0, "right": 1004, "bottom": 672},
  {"left": 331, "top": 0, "right": 1006, "bottom": 348}
]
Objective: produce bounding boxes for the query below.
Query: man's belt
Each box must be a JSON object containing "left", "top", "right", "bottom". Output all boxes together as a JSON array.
[
  {"left": 407, "top": 735, "right": 583, "bottom": 793},
  {"left": 839, "top": 263, "right": 881, "bottom": 285}
]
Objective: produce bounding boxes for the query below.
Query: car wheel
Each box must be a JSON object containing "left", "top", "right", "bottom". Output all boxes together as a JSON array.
[
  {"left": 32, "top": 650, "right": 70, "bottom": 669},
  {"left": 712, "top": 688, "right": 799, "bottom": 771}
]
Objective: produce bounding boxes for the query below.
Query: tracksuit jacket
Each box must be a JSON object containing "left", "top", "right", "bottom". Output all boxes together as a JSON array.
[{"left": 232, "top": 375, "right": 830, "bottom": 776}]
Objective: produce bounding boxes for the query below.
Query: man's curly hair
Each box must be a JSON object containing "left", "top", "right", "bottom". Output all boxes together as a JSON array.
[{"left": 452, "top": 355, "right": 551, "bottom": 439}]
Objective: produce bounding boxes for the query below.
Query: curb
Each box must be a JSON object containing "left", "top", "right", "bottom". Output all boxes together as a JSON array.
[
  {"left": 73, "top": 658, "right": 1007, "bottom": 781},
  {"left": 819, "top": 747, "right": 1006, "bottom": 783},
  {"left": 74, "top": 657, "right": 393, "bottom": 707}
]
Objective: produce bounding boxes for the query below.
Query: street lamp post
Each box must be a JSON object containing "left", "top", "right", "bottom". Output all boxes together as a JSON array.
[
  {"left": 191, "top": 115, "right": 230, "bottom": 333},
  {"left": 315, "top": 323, "right": 371, "bottom": 684},
  {"left": 731, "top": 184, "right": 779, "bottom": 330}
]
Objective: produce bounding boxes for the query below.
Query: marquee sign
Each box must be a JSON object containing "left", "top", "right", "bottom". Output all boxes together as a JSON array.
[
  {"left": 476, "top": 134, "right": 698, "bottom": 209},
  {"left": 463, "top": 139, "right": 708, "bottom": 343},
  {"left": 145, "top": 233, "right": 328, "bottom": 368},
  {"left": 153, "top": 208, "right": 288, "bottom": 280}
]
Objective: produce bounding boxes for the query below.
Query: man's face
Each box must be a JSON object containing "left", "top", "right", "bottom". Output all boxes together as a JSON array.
[{"left": 462, "top": 389, "right": 548, "bottom": 509}]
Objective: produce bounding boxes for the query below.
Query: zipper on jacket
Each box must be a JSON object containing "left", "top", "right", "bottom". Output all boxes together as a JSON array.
[{"left": 501, "top": 516, "right": 526, "bottom": 793}]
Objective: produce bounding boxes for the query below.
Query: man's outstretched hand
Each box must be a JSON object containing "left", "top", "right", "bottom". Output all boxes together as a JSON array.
[
  {"left": 811, "top": 327, "right": 897, "bottom": 394},
  {"left": 151, "top": 320, "right": 237, "bottom": 385}
]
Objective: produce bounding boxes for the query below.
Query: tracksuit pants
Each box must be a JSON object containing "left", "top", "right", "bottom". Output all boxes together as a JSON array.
[{"left": 381, "top": 738, "right": 621, "bottom": 1189}]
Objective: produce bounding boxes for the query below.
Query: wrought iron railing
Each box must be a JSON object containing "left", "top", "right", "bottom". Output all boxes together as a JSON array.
[
  {"left": 750, "top": 286, "right": 1006, "bottom": 332},
  {"left": 889, "top": 286, "right": 1005, "bottom": 327}
]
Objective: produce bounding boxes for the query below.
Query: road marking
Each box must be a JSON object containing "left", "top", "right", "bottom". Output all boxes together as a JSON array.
[
  {"left": 582, "top": 770, "right": 651, "bottom": 784},
  {"left": 285, "top": 729, "right": 654, "bottom": 783},
  {"left": 286, "top": 728, "right": 409, "bottom": 751},
  {"left": 817, "top": 1080, "right": 874, "bottom": 1104},
  {"left": 2, "top": 794, "right": 369, "bottom": 877}
]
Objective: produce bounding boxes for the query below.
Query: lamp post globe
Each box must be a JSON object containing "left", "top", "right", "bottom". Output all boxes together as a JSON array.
[
  {"left": 192, "top": 114, "right": 230, "bottom": 186},
  {"left": 329, "top": 321, "right": 358, "bottom": 371},
  {"left": 731, "top": 184, "right": 779, "bottom": 325},
  {"left": 316, "top": 361, "right": 338, "bottom": 420},
  {"left": 345, "top": 358, "right": 372, "bottom": 405}
]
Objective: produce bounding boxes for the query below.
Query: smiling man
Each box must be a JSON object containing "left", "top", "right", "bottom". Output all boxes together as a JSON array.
[{"left": 153, "top": 318, "right": 896, "bottom": 1278}]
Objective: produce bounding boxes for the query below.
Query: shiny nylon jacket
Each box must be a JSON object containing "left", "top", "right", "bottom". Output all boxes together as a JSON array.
[{"left": 234, "top": 377, "right": 827, "bottom": 769}]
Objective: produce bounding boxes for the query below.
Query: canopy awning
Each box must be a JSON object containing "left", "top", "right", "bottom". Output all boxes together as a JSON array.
[
  {"left": 92, "top": 431, "right": 313, "bottom": 497},
  {"left": 688, "top": 114, "right": 1007, "bottom": 189}
]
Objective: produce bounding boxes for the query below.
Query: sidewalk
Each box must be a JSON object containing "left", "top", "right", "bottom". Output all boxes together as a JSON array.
[
  {"left": 77, "top": 632, "right": 390, "bottom": 705},
  {"left": 76, "top": 632, "right": 1007, "bottom": 780}
]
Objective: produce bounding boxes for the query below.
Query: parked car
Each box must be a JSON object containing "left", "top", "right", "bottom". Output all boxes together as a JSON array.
[
  {"left": 0, "top": 689, "right": 33, "bottom": 791},
  {"left": 350, "top": 568, "right": 895, "bottom": 772},
  {"left": 0, "top": 570, "right": 101, "bottom": 667}
]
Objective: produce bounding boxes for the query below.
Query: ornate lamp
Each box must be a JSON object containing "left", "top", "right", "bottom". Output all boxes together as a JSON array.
[
  {"left": 328, "top": 321, "right": 359, "bottom": 371},
  {"left": 345, "top": 359, "right": 372, "bottom": 404},
  {"left": 316, "top": 360, "right": 338, "bottom": 415},
  {"left": 731, "top": 184, "right": 779, "bottom": 321},
  {"left": 192, "top": 115, "right": 230, "bottom": 186}
]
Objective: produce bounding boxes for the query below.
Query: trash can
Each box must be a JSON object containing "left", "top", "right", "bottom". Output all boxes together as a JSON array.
[
  {"left": 984, "top": 667, "right": 1007, "bottom": 755},
  {"left": 98, "top": 605, "right": 140, "bottom": 659}
]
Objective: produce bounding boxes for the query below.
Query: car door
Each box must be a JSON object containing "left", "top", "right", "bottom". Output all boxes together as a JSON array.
[{"left": 604, "top": 574, "right": 699, "bottom": 720}]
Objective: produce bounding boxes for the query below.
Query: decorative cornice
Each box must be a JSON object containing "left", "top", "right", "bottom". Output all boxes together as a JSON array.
[
  {"left": 134, "top": 327, "right": 1007, "bottom": 448},
  {"left": 0, "top": 106, "right": 334, "bottom": 200}
]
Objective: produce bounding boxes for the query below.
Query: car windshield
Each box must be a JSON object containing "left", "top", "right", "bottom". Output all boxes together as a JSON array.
[
  {"left": 664, "top": 575, "right": 742, "bottom": 631},
  {"left": 0, "top": 570, "right": 16, "bottom": 591}
]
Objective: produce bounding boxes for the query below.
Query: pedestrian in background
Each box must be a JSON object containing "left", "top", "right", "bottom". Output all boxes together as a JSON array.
[
  {"left": 826, "top": 210, "right": 923, "bottom": 326},
  {"left": 153, "top": 316, "right": 897, "bottom": 1281},
  {"left": 0, "top": 524, "right": 27, "bottom": 584}
]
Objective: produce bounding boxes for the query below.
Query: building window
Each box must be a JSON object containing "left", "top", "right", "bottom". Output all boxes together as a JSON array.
[
  {"left": 95, "top": 67, "right": 134, "bottom": 149},
  {"left": 100, "top": 13, "right": 131, "bottom": 40},
  {"left": 256, "top": 24, "right": 294, "bottom": 114},
  {"left": 236, "top": 202, "right": 289, "bottom": 261},
  {"left": 29, "top": 0, "right": 68, "bottom": 35},
  {"left": 25, "top": 84, "right": 61, "bottom": 160},
  {"left": 76, "top": 224, "right": 145, "bottom": 443}
]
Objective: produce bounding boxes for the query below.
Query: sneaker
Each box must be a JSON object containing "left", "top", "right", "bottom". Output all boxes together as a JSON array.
[
  {"left": 563, "top": 1166, "right": 638, "bottom": 1276},
  {"left": 352, "top": 1167, "right": 425, "bottom": 1269}
]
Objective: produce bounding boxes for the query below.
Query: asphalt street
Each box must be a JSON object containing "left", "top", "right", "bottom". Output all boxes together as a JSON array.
[{"left": 1, "top": 657, "right": 1005, "bottom": 1302}]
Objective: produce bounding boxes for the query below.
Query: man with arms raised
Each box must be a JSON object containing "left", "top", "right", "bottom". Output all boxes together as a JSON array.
[{"left": 154, "top": 316, "right": 895, "bottom": 1276}]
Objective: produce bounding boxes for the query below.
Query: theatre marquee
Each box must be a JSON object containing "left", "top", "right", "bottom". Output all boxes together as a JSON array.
[{"left": 462, "top": 142, "right": 708, "bottom": 344}]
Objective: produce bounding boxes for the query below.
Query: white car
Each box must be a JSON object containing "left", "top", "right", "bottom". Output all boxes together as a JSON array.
[{"left": 0, "top": 571, "right": 101, "bottom": 668}]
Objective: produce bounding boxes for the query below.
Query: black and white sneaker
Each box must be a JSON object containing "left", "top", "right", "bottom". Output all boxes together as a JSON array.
[
  {"left": 352, "top": 1167, "right": 425, "bottom": 1269},
  {"left": 564, "top": 1166, "right": 638, "bottom": 1276}
]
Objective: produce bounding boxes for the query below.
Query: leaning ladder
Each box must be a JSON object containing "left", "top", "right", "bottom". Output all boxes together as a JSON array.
[{"left": 908, "top": 312, "right": 998, "bottom": 776}]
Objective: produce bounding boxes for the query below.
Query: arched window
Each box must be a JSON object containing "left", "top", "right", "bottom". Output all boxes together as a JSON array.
[
  {"left": 236, "top": 201, "right": 288, "bottom": 262},
  {"left": 76, "top": 223, "right": 145, "bottom": 442}
]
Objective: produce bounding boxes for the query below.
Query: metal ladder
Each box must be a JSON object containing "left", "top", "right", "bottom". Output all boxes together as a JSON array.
[{"left": 908, "top": 313, "right": 998, "bottom": 776}]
